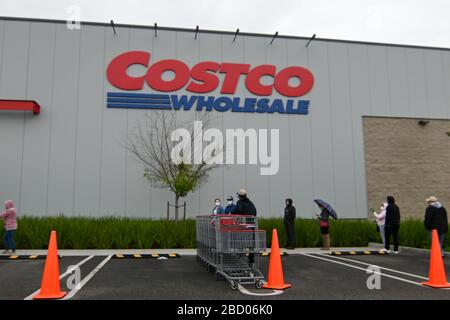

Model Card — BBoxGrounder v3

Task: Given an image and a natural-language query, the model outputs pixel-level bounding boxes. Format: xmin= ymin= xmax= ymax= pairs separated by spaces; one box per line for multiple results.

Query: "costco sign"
xmin=106 ymin=51 xmax=314 ymax=114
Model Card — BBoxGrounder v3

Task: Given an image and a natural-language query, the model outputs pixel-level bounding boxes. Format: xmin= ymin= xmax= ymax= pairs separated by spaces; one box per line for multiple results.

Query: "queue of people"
xmin=2 ymin=189 xmax=447 ymax=254
xmin=210 ymin=190 xmax=339 ymax=251
xmin=211 ymin=189 xmax=256 ymax=216
xmin=372 ymin=195 xmax=448 ymax=256
xmin=212 ymin=190 xmax=449 ymax=255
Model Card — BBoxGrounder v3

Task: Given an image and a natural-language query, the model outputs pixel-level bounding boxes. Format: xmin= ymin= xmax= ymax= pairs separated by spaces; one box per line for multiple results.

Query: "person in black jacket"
xmin=232 ymin=189 xmax=257 ymax=264
xmin=284 ymin=199 xmax=296 ymax=250
xmin=232 ymin=189 xmax=257 ymax=216
xmin=384 ymin=196 xmax=401 ymax=254
xmin=424 ymin=196 xmax=448 ymax=256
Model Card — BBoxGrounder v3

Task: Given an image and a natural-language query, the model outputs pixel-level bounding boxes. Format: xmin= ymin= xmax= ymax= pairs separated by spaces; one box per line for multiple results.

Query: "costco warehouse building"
xmin=0 ymin=16 xmax=449 ymax=219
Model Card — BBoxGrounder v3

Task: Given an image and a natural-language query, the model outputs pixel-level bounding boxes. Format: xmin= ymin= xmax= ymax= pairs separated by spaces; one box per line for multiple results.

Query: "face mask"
xmin=215 ymin=202 xmax=220 ymax=206
xmin=228 ymin=201 xmax=233 ymax=205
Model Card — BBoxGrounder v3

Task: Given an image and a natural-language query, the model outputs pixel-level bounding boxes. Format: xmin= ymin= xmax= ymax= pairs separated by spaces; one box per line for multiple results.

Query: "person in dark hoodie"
xmin=284 ymin=199 xmax=296 ymax=249
xmin=383 ymin=196 xmax=401 ymax=254
xmin=424 ymin=196 xmax=448 ymax=257
xmin=232 ymin=189 xmax=257 ymax=264
xmin=232 ymin=189 xmax=257 ymax=216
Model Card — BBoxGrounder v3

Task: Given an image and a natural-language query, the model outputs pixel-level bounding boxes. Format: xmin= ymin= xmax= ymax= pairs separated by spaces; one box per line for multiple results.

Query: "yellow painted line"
xmin=364 ymin=251 xmax=371 ymax=255
xmin=349 ymin=251 xmax=357 ymax=255
xmin=116 ymin=254 xmax=124 ymax=258
xmin=151 ymin=254 xmax=159 ymax=258
xmin=334 ymin=252 xmax=342 ymax=255
xmin=28 ymin=255 xmax=38 ymax=259
xmin=133 ymin=254 xmax=142 ymax=258
xmin=9 ymin=255 xmax=18 ymax=259
xmin=168 ymin=253 xmax=177 ymax=258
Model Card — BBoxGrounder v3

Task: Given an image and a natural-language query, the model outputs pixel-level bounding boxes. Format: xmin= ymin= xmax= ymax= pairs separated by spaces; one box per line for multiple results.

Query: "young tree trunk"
xmin=166 ymin=201 xmax=170 ymax=220
xmin=175 ymin=195 xmax=179 ymax=222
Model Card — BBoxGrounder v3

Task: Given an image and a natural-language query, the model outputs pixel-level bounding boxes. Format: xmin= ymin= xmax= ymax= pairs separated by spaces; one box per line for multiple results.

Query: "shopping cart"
xmin=196 ymin=214 xmax=266 ymax=290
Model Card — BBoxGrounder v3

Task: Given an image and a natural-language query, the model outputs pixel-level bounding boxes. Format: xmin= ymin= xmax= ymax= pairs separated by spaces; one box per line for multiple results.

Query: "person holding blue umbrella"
xmin=314 ymin=199 xmax=338 ymax=250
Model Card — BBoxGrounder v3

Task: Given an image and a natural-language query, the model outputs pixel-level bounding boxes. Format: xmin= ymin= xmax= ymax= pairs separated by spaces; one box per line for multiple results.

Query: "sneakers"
xmin=380 ymin=249 xmax=399 ymax=254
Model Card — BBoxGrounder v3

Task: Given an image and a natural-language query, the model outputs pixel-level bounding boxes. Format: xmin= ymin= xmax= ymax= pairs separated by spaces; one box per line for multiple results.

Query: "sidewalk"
xmin=369 ymin=242 xmax=448 ymax=256
xmin=0 ymin=246 xmax=378 ymax=257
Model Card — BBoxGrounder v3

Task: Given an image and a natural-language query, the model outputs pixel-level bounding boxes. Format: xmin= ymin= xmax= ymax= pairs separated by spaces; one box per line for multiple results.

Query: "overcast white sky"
xmin=1 ymin=0 xmax=449 ymax=48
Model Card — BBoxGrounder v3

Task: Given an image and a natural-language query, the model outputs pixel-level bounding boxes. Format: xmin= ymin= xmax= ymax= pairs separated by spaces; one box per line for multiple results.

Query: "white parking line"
xmin=63 ymin=255 xmax=112 ymax=300
xmin=24 ymin=255 xmax=95 ymax=300
xmin=299 ymin=253 xmax=423 ymax=287
xmin=316 ymin=253 xmax=428 ymax=280
xmin=238 ymin=283 xmax=283 ymax=296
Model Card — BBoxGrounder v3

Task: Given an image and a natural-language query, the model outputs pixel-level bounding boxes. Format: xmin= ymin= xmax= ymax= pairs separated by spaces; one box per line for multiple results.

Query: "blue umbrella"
xmin=314 ymin=199 xmax=338 ymax=219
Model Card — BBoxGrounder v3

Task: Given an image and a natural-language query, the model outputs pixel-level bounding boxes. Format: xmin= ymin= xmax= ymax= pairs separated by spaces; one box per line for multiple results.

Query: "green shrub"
xmin=0 ymin=216 xmax=443 ymax=250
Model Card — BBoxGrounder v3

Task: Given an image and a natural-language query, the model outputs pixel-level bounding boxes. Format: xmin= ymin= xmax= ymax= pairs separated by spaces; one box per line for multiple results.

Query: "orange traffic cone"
xmin=33 ymin=231 xmax=67 ymax=299
xmin=422 ymin=229 xmax=450 ymax=288
xmin=262 ymin=229 xmax=291 ymax=290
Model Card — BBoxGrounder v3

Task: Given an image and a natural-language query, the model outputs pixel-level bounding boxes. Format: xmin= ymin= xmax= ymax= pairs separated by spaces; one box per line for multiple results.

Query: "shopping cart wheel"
xmin=255 ymin=280 xmax=263 ymax=289
xmin=231 ymin=281 xmax=238 ymax=290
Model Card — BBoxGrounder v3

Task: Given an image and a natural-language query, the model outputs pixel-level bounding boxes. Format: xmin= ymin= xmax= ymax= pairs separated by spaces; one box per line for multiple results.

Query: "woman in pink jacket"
xmin=373 ymin=202 xmax=387 ymax=249
xmin=1 ymin=200 xmax=18 ymax=254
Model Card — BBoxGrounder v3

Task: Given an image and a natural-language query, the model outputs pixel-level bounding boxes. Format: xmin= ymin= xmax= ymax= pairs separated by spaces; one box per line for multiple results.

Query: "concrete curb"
xmin=0 ymin=246 xmax=378 ymax=257
xmin=368 ymin=242 xmax=448 ymax=256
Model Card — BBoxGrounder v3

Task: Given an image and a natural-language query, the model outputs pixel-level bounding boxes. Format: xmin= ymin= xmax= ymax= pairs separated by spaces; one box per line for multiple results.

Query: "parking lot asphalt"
xmin=1 ymin=249 xmax=450 ymax=300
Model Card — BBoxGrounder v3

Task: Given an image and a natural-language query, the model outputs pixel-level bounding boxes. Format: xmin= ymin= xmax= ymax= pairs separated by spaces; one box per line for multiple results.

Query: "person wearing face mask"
xmin=224 ymin=196 xmax=236 ymax=214
xmin=284 ymin=198 xmax=296 ymax=250
xmin=212 ymin=198 xmax=224 ymax=215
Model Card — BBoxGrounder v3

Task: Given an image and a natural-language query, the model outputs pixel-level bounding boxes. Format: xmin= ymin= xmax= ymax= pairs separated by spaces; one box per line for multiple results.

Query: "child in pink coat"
xmin=1 ymin=200 xmax=18 ymax=254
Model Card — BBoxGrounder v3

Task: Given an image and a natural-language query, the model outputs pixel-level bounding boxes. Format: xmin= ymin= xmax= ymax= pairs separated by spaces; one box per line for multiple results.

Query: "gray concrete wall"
xmin=0 ymin=18 xmax=449 ymax=219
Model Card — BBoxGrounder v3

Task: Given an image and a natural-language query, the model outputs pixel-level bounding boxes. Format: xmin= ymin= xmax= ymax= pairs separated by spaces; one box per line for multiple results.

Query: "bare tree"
xmin=126 ymin=111 xmax=222 ymax=221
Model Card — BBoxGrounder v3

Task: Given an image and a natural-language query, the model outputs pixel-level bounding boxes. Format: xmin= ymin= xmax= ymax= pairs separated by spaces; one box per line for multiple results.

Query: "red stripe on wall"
xmin=0 ymin=100 xmax=40 ymax=115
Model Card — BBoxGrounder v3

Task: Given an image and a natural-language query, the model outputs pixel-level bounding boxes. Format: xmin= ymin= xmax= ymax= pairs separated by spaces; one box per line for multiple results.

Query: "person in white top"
xmin=373 ymin=202 xmax=387 ymax=249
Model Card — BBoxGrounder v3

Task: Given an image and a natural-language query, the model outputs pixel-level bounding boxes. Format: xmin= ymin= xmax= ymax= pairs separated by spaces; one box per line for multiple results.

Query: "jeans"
xmin=432 ymin=232 xmax=446 ymax=256
xmin=4 ymin=230 xmax=16 ymax=251
xmin=384 ymin=225 xmax=399 ymax=252
xmin=379 ymin=225 xmax=385 ymax=246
